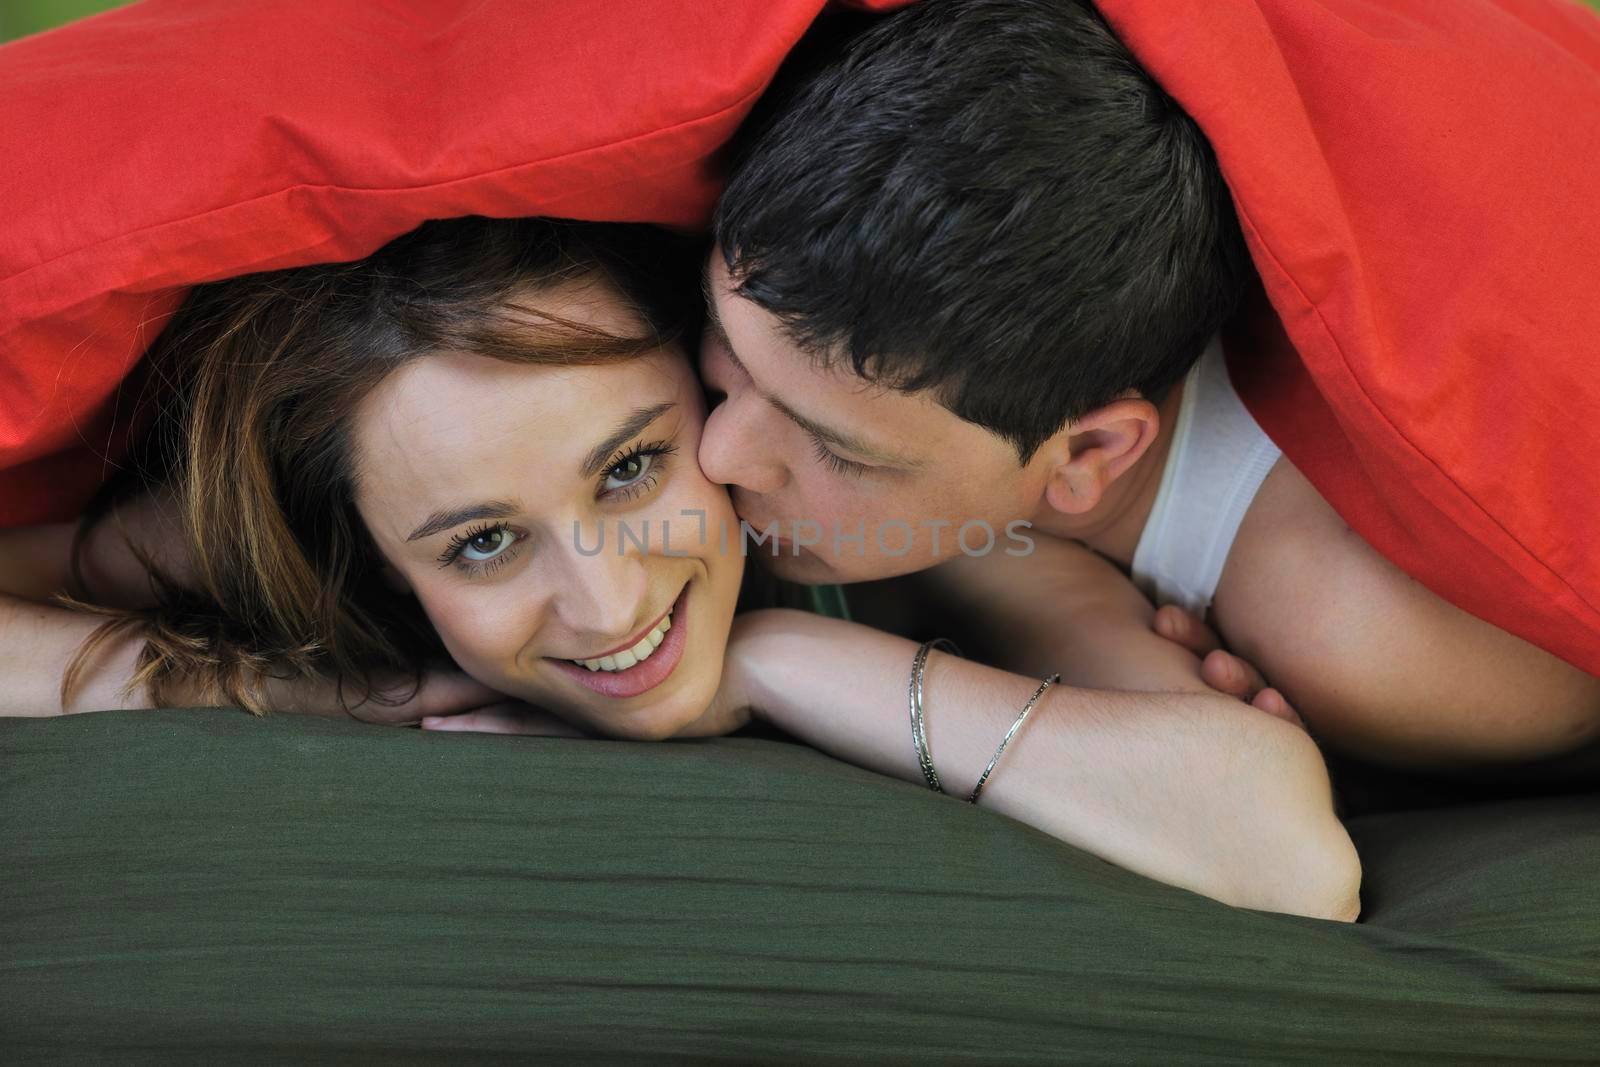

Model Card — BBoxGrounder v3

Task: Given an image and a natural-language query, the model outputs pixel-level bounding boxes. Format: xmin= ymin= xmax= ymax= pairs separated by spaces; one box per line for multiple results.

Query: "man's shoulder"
xmin=1209 ymin=455 xmax=1395 ymax=661
xmin=1209 ymin=457 xmax=1600 ymax=763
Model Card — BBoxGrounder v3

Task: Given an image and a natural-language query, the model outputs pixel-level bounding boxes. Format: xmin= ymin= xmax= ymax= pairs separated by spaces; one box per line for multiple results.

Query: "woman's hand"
xmin=179 ymin=661 xmax=528 ymax=726
xmin=1151 ymin=605 xmax=1304 ymax=728
xmin=308 ymin=669 xmax=518 ymax=727
xmin=417 ymin=700 xmax=593 ymax=737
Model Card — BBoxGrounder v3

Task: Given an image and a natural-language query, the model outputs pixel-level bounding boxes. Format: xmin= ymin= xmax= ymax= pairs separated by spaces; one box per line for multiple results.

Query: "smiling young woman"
xmin=55 ymin=217 xmax=745 ymax=740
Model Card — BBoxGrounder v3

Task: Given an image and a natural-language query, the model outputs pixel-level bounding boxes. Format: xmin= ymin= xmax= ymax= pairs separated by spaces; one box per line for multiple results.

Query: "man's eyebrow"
xmin=406 ymin=500 xmax=521 ymax=544
xmin=701 ymin=269 xmax=733 ymax=352
xmin=724 ymin=338 xmax=920 ymax=468
xmin=580 ymin=401 xmax=677 ymax=478
xmin=704 ymin=265 xmax=920 ymax=469
xmin=770 ymin=393 xmax=919 ymax=469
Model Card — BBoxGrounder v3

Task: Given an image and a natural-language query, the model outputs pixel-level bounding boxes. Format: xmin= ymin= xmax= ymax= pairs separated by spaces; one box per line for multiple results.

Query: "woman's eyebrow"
xmin=580 ymin=401 xmax=676 ymax=477
xmin=402 ymin=403 xmax=676 ymax=545
xmin=406 ymin=500 xmax=520 ymax=544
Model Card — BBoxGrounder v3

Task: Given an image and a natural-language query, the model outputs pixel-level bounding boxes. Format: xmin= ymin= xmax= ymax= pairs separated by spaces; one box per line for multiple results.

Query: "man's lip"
xmin=564 ymin=600 xmax=676 ymax=662
xmin=737 ymin=517 xmax=813 ymax=558
xmin=734 ymin=508 xmax=783 ymax=541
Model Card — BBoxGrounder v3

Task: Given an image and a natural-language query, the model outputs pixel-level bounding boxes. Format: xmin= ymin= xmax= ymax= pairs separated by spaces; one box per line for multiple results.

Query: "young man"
xmin=699 ymin=0 xmax=1600 ymax=772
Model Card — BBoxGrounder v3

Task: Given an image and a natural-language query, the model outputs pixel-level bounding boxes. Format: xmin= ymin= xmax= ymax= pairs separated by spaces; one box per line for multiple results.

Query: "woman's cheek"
xmin=414 ymin=584 xmax=534 ymax=687
xmin=652 ymin=464 xmax=738 ymax=554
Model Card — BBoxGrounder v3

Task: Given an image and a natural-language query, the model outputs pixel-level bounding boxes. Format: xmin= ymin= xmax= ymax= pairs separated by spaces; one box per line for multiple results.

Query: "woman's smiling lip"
xmin=545 ymin=585 xmax=690 ymax=700
xmin=570 ymin=599 xmax=677 ymax=661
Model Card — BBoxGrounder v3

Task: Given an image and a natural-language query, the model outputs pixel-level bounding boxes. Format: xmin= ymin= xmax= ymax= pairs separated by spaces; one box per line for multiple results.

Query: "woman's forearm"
xmin=0 ymin=593 xmax=147 ymax=716
xmin=0 ymin=500 xmax=178 ymax=715
xmin=1 ymin=588 xmax=506 ymax=723
xmin=736 ymin=610 xmax=1360 ymax=921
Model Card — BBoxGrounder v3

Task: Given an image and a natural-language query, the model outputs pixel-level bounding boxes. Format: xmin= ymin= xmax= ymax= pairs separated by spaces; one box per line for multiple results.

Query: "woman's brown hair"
xmin=65 ymin=216 xmax=702 ymax=713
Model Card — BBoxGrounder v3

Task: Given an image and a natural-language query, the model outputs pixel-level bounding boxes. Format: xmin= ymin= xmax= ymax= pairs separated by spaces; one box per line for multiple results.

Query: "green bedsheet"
xmin=3 ymin=709 xmax=1598 ymax=1063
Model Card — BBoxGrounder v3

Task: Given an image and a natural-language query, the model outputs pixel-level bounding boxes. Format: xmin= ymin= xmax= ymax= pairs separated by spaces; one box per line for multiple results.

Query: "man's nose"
xmin=698 ymin=390 xmax=788 ymax=495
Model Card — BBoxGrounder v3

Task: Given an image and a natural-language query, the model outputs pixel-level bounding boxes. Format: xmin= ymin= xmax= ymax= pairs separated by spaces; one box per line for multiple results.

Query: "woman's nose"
xmin=698 ymin=391 xmax=788 ymax=495
xmin=552 ymin=538 xmax=651 ymax=648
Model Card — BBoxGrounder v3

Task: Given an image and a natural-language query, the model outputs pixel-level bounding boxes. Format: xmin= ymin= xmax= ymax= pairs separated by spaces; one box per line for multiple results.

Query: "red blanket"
xmin=1098 ymin=0 xmax=1600 ymax=676
xmin=3 ymin=0 xmax=1597 ymax=674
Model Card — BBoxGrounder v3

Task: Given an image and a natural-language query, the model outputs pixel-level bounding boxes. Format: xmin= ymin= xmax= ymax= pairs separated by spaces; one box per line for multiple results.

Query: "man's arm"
xmin=1216 ymin=458 xmax=1600 ymax=769
xmin=730 ymin=608 xmax=1360 ymax=922
xmin=918 ymin=533 xmax=1294 ymax=708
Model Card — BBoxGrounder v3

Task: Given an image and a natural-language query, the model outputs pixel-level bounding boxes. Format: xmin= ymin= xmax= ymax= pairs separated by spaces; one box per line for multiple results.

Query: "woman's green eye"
xmin=597 ymin=441 xmax=676 ymax=498
xmin=603 ymin=452 xmax=655 ymax=492
xmin=460 ymin=527 xmax=514 ymax=562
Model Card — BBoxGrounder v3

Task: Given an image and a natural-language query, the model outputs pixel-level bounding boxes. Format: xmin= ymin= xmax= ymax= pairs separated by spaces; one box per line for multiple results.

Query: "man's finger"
xmin=1153 ymin=605 xmax=1224 ymax=656
xmin=1252 ymin=687 xmax=1307 ymax=730
xmin=1201 ymin=649 xmax=1268 ymax=700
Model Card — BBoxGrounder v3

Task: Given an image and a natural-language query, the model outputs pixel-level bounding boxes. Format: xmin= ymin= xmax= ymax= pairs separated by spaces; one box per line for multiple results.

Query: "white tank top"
xmin=1129 ymin=337 xmax=1281 ymax=621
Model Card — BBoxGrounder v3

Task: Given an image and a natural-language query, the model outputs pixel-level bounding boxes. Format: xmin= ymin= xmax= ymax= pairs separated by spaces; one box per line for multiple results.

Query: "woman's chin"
xmin=471 ymin=572 xmax=738 ymax=741
xmin=511 ymin=668 xmax=718 ymax=742
xmin=552 ymin=608 xmax=735 ymax=739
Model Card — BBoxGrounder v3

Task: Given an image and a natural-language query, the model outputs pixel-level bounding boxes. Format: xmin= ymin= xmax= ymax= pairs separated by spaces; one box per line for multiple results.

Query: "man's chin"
xmin=748 ymin=544 xmax=922 ymax=585
xmin=746 ymin=544 xmax=838 ymax=584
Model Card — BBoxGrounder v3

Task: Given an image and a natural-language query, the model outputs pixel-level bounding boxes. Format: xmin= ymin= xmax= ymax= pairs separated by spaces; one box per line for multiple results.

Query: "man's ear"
xmin=381 ymin=563 xmax=413 ymax=595
xmin=1040 ymin=395 xmax=1162 ymax=516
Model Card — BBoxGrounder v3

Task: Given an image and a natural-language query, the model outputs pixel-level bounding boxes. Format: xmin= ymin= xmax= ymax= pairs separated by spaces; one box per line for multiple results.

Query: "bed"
xmin=4 ymin=708 xmax=1597 ymax=1062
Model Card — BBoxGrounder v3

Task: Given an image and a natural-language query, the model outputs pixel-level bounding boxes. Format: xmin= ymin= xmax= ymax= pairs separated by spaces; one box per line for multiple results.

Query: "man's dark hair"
xmin=714 ymin=0 xmax=1252 ymax=463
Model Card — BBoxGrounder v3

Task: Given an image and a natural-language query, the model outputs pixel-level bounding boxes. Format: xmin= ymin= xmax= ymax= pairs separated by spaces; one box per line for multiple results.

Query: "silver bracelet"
xmin=908 ymin=638 xmax=961 ymax=793
xmin=967 ymin=673 xmax=1060 ymax=805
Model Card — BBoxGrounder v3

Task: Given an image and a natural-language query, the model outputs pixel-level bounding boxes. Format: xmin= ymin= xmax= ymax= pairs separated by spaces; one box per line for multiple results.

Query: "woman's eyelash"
xmin=431 ymin=439 xmax=677 ymax=575
xmin=436 ymin=521 xmax=518 ymax=574
xmin=601 ymin=439 xmax=678 ymax=501
xmin=437 ymin=525 xmax=485 ymax=566
xmin=809 ymin=434 xmax=871 ymax=478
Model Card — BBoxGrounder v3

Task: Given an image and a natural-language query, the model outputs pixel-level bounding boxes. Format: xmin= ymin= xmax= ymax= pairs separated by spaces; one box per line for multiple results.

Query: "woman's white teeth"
xmin=574 ymin=612 xmax=672 ymax=672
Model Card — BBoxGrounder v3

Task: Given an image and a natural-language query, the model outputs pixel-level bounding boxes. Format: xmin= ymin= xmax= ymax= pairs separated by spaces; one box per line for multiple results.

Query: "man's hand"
xmin=1151 ymin=605 xmax=1304 ymax=728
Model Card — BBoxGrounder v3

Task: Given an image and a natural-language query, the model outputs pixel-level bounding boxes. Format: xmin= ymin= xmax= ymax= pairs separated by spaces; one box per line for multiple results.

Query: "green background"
xmin=3 ymin=0 xmax=1599 ymax=42
xmin=2 ymin=0 xmax=125 ymax=40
